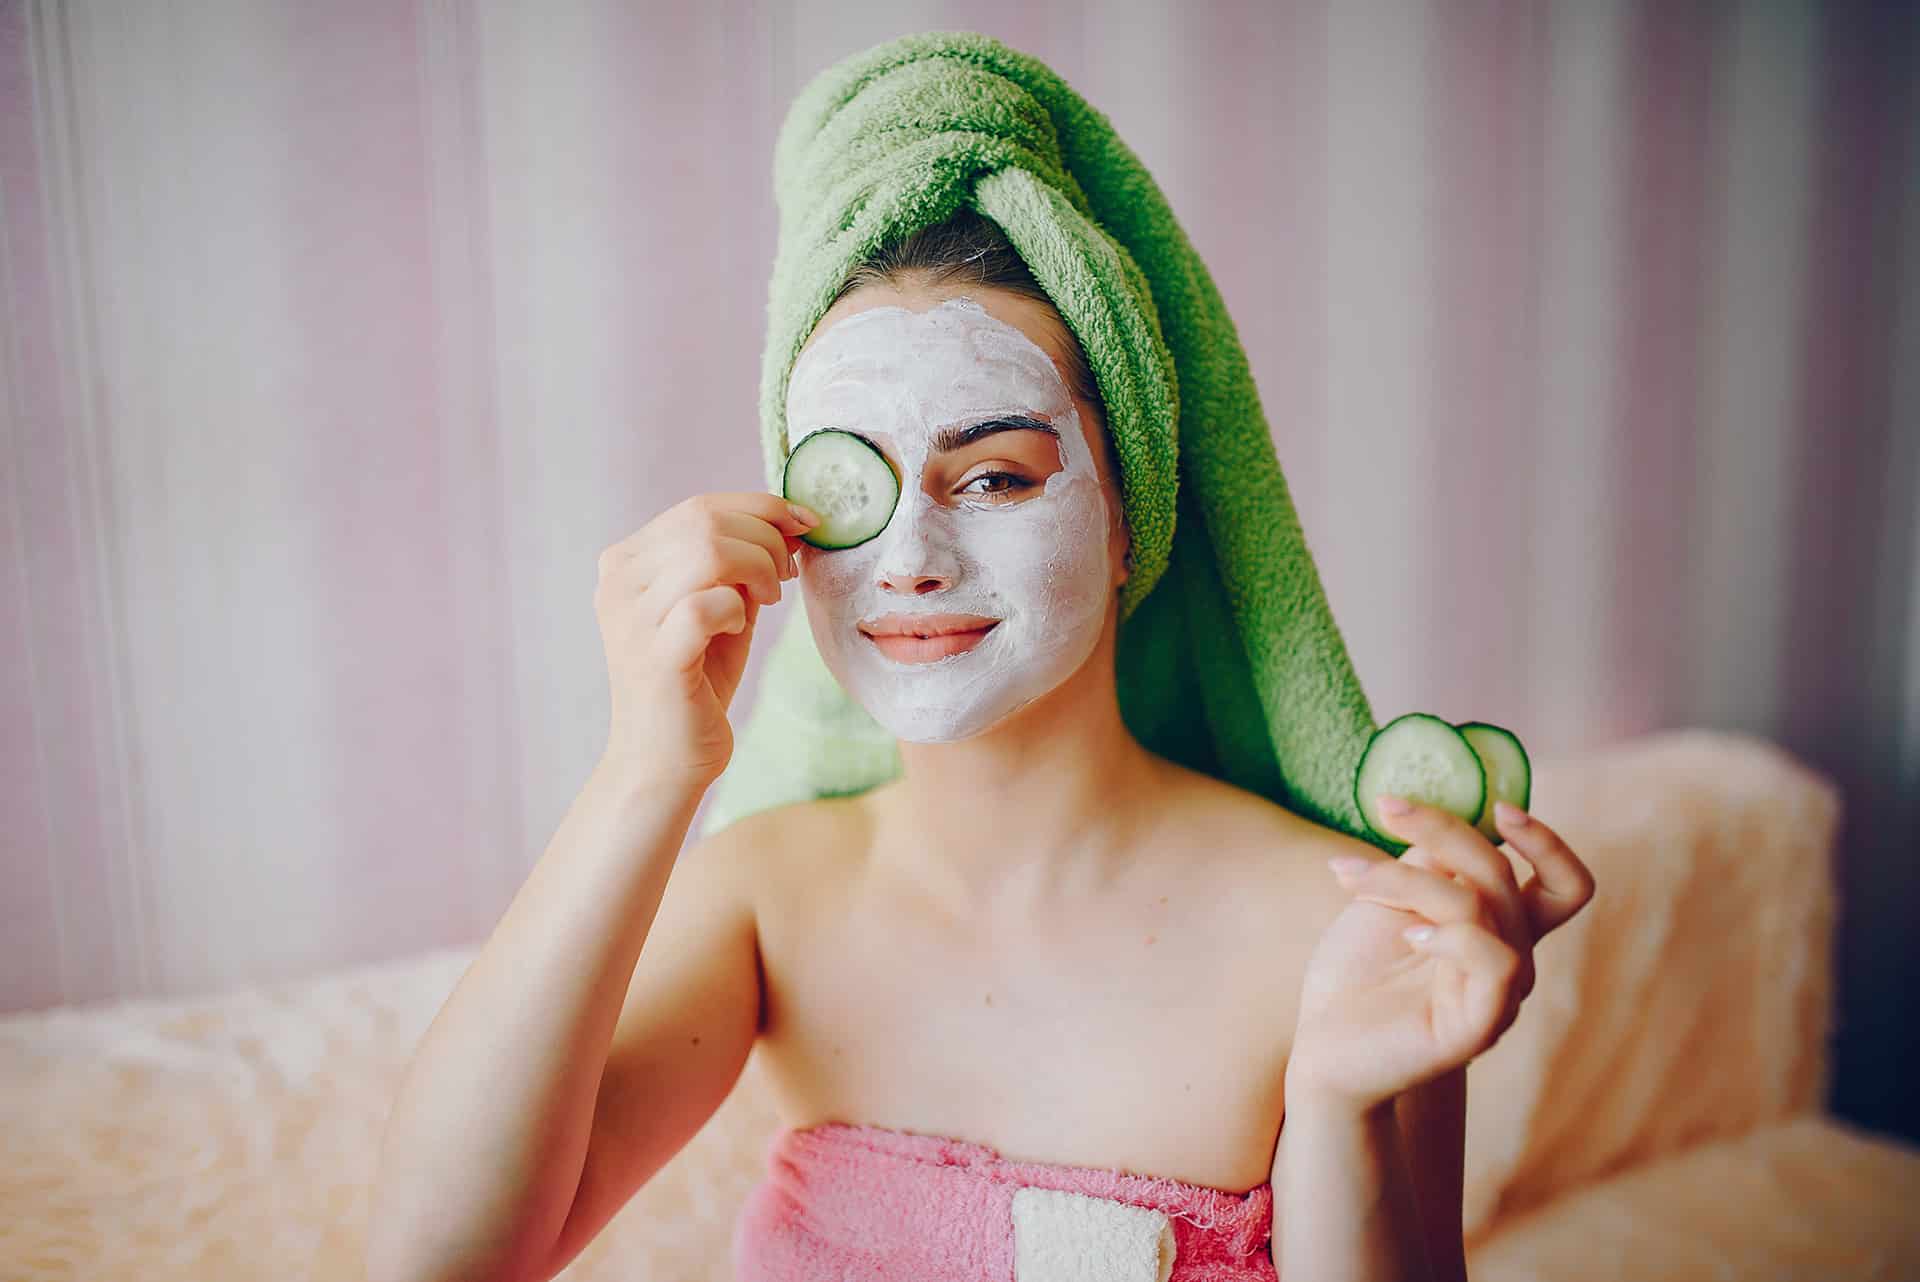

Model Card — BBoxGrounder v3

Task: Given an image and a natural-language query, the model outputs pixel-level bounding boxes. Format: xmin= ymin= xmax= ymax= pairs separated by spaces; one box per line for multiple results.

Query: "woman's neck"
xmin=866 ymin=641 xmax=1173 ymax=919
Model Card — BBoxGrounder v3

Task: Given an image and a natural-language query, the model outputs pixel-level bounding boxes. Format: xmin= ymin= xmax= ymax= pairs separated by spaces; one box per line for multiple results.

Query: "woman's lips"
xmin=860 ymin=614 xmax=998 ymax=667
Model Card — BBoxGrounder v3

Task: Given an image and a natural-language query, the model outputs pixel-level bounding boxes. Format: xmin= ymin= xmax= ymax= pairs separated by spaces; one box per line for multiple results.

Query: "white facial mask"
xmin=786 ymin=295 xmax=1116 ymax=743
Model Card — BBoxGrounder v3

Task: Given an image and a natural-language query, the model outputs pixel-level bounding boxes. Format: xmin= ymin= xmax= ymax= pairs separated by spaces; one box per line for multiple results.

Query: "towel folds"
xmin=731 ymin=1121 xmax=1277 ymax=1281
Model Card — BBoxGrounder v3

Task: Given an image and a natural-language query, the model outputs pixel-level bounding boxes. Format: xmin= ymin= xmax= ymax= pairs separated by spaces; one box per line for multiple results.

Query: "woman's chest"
xmin=750 ymin=853 xmax=1315 ymax=1191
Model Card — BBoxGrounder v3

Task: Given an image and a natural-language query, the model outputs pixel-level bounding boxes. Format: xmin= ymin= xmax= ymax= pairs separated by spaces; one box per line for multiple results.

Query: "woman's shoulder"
xmin=692 ymin=791 xmax=875 ymax=907
xmin=1151 ymin=761 xmax=1380 ymax=935
xmin=1156 ymin=758 xmax=1375 ymax=864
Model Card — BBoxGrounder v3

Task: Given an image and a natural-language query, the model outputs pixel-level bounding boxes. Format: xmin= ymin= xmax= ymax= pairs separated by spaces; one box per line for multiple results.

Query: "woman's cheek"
xmin=1001 ymin=484 xmax=1111 ymax=603
xmin=797 ymin=544 xmax=867 ymax=599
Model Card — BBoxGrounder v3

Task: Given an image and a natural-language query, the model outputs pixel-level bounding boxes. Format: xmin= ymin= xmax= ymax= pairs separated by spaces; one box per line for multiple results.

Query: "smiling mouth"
xmin=863 ymin=622 xmax=999 ymax=663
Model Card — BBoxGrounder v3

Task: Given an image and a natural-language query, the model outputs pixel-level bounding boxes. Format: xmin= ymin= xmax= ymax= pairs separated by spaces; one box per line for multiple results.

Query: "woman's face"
xmin=786 ymin=284 xmax=1130 ymax=743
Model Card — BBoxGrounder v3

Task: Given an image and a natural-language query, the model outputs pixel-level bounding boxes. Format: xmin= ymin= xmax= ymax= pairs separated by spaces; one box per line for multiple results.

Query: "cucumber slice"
xmin=782 ymin=429 xmax=899 ymax=550
xmin=1353 ymin=712 xmax=1487 ymax=853
xmin=1456 ymin=721 xmax=1532 ymax=843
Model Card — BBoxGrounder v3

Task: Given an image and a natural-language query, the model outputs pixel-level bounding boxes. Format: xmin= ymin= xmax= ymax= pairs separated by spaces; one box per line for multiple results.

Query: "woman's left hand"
xmin=1286 ymin=797 xmax=1596 ymax=1115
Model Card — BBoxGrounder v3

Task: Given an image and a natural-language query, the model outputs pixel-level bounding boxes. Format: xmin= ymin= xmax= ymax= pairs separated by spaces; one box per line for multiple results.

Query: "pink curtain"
xmin=2 ymin=0 xmax=1914 ymax=1142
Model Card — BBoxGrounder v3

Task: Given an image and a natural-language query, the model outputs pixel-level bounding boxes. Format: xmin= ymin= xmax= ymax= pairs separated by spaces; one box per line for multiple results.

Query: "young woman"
xmin=367 ymin=209 xmax=1595 ymax=1282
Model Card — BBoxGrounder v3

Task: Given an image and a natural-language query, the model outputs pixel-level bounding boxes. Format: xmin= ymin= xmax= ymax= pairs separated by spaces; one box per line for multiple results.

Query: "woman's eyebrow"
xmin=930 ymin=415 xmax=1059 ymax=455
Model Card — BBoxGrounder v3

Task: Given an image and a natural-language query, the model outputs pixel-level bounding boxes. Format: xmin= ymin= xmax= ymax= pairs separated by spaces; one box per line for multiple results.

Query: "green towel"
xmin=699 ymin=30 xmax=1394 ymax=851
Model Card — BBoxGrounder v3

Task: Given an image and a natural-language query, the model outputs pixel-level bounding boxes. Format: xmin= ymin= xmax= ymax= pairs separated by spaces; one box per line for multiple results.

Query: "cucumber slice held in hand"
xmin=1354 ymin=712 xmax=1488 ymax=853
xmin=782 ymin=429 xmax=900 ymax=550
xmin=1457 ymin=721 xmax=1533 ymax=843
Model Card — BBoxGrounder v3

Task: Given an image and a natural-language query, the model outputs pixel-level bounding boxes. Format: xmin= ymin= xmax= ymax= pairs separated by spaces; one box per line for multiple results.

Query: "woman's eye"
xmin=959 ymin=471 xmax=1032 ymax=500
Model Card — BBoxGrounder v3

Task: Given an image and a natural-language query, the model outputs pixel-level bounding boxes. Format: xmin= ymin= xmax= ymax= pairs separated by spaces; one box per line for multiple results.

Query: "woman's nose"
xmin=876 ymin=568 xmax=949 ymax=595
xmin=873 ymin=496 xmax=958 ymax=595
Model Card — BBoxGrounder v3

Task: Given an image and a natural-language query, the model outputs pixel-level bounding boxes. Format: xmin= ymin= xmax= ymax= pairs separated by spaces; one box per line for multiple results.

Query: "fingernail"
xmin=1403 ymin=924 xmax=1436 ymax=944
xmin=787 ymin=502 xmax=819 ymax=526
xmin=1495 ymin=801 xmax=1527 ymax=828
xmin=1379 ymin=794 xmax=1414 ymax=816
xmin=1328 ymin=855 xmax=1370 ymax=879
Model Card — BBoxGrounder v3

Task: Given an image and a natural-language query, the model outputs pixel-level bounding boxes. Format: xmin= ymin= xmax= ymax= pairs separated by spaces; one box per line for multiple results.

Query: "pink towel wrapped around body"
xmin=732 ymin=1121 xmax=1277 ymax=1281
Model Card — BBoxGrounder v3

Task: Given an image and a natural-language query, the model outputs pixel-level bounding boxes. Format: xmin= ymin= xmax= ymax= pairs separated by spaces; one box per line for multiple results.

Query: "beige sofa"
xmin=5 ymin=729 xmax=1919 ymax=1280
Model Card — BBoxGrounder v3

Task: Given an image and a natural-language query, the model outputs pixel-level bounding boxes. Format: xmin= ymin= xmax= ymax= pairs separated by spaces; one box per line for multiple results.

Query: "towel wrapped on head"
xmin=700 ymin=28 xmax=1404 ymax=849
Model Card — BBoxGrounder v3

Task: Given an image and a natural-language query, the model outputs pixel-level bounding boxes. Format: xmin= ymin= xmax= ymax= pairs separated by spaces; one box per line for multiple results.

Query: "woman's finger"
xmin=656 ymin=584 xmax=751 ymax=678
xmin=1405 ymin=920 xmax=1524 ymax=1049
xmin=1398 ymin=841 xmax=1532 ymax=960
xmin=627 ymin=491 xmax=814 ymax=589
xmin=641 ymin=536 xmax=786 ymax=625
xmin=700 ymin=489 xmax=821 ymax=537
xmin=713 ymin=507 xmax=802 ymax=581
xmin=1491 ymin=805 xmax=1598 ymax=938
xmin=1336 ymin=858 xmax=1488 ymax=930
xmin=1375 ymin=797 xmax=1532 ymax=950
xmin=1402 ymin=836 xmax=1538 ymax=1008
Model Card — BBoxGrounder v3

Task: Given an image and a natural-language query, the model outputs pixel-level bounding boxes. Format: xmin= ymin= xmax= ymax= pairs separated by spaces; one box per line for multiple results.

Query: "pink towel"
xmin=732 ymin=1121 xmax=1277 ymax=1281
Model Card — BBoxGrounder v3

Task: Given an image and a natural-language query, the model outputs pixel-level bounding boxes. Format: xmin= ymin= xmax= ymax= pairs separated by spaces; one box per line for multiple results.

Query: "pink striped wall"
xmin=1 ymin=0 xmax=1915 ymax=1140
xmin=1424 ymin=0 xmax=1548 ymax=726
xmin=1611 ymin=0 xmax=1718 ymax=738
xmin=3 ymin=0 xmax=66 ymax=1006
xmin=2 ymin=0 xmax=154 ymax=1006
xmin=284 ymin=0 xmax=477 ymax=957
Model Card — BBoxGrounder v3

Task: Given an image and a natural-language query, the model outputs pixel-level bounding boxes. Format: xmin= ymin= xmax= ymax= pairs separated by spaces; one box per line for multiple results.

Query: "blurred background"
xmin=2 ymin=0 xmax=1914 ymax=1152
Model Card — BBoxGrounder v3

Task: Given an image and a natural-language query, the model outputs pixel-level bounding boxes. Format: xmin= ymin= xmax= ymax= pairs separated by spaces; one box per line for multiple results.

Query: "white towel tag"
xmin=1010 ymin=1186 xmax=1177 ymax=1282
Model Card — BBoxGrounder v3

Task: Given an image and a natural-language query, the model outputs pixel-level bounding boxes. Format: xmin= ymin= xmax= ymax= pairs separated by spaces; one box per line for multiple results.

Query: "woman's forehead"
xmin=803 ymin=279 xmax=1058 ymax=345
xmin=788 ymin=300 xmax=1074 ymax=416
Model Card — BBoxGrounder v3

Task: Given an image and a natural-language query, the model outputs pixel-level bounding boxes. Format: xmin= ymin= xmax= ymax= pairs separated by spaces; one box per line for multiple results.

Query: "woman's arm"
xmin=1274 ymin=1073 xmax=1435 ymax=1282
xmin=370 ymin=491 xmax=813 ymax=1282
xmin=1280 ymin=795 xmax=1595 ymax=1279
xmin=365 ymin=763 xmax=717 ymax=1282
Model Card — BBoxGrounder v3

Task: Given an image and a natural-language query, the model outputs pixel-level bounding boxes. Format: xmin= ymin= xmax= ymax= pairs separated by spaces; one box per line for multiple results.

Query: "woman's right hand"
xmin=595 ymin=491 xmax=820 ymax=790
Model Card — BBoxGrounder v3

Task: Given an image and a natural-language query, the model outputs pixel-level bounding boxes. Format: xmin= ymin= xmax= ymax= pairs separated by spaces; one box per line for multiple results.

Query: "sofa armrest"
xmin=0 ymin=946 xmax=482 ymax=1280
xmin=1464 ymin=1115 xmax=1920 ymax=1281
xmin=1459 ymin=730 xmax=1844 ymax=1232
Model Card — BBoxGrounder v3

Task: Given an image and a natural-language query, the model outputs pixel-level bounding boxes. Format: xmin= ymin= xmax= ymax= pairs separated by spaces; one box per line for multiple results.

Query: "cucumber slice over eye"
xmin=1353 ymin=712 xmax=1488 ymax=854
xmin=782 ymin=429 xmax=900 ymax=550
xmin=1456 ymin=721 xmax=1533 ymax=843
